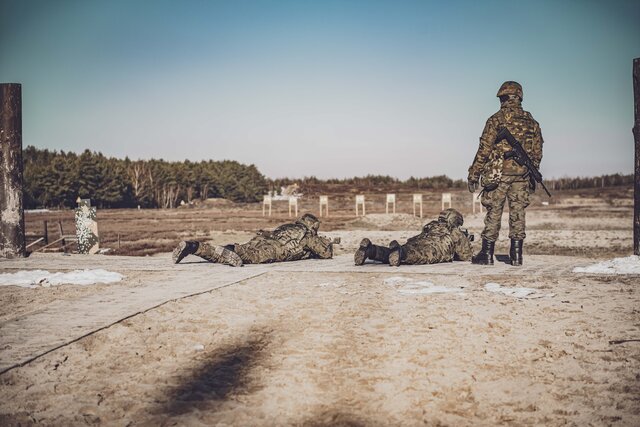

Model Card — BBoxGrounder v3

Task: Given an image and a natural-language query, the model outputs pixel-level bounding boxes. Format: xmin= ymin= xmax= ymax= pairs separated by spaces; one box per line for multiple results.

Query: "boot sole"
xmin=388 ymin=250 xmax=401 ymax=267
xmin=354 ymin=248 xmax=367 ymax=266
xmin=354 ymin=238 xmax=371 ymax=266
xmin=172 ymin=241 xmax=188 ymax=264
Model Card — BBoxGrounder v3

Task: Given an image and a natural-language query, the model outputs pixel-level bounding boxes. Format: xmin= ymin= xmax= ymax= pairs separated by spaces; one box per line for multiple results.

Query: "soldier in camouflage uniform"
xmin=172 ymin=213 xmax=334 ymax=267
xmin=468 ymin=81 xmax=544 ymax=266
xmin=354 ymin=209 xmax=473 ymax=266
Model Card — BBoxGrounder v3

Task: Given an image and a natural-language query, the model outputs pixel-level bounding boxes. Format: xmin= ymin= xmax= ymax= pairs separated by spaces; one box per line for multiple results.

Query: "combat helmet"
xmin=438 ymin=208 xmax=464 ymax=229
xmin=297 ymin=213 xmax=320 ymax=233
xmin=496 ymin=81 xmax=523 ymax=100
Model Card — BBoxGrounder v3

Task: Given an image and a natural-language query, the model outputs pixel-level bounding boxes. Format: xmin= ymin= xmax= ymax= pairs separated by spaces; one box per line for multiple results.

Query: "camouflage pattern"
xmin=439 ymin=208 xmax=463 ymax=229
xmin=468 ymin=97 xmax=543 ymax=186
xmin=402 ymin=220 xmax=472 ymax=264
xmin=193 ymin=214 xmax=333 ymax=264
xmin=355 ymin=210 xmax=472 ymax=265
xmin=480 ymin=176 xmax=530 ymax=241
xmin=468 ymin=84 xmax=544 ymax=243
xmin=496 ymin=81 xmax=523 ymax=99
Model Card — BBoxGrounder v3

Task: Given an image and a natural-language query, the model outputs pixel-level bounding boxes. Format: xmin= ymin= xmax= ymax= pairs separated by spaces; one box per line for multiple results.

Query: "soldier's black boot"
xmin=510 ymin=239 xmax=523 ymax=266
xmin=172 ymin=241 xmax=199 ymax=264
xmin=388 ymin=240 xmax=404 ymax=267
xmin=471 ymin=239 xmax=495 ymax=265
xmin=354 ymin=238 xmax=372 ymax=266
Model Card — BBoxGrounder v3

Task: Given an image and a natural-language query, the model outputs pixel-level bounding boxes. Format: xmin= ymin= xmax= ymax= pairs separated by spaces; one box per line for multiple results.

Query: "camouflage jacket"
xmin=255 ymin=222 xmax=333 ymax=261
xmin=468 ymin=99 xmax=543 ymax=185
xmin=404 ymin=220 xmax=472 ymax=262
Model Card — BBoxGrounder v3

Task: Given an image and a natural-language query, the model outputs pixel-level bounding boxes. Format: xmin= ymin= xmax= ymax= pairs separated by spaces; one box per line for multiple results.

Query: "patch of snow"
xmin=193 ymin=344 xmax=205 ymax=351
xmin=316 ymin=282 xmax=344 ymax=288
xmin=0 ymin=269 xmax=124 ymax=288
xmin=383 ymin=277 xmax=413 ymax=285
xmin=384 ymin=276 xmax=464 ymax=295
xmin=484 ymin=283 xmax=554 ymax=299
xmin=572 ymin=256 xmax=640 ymax=275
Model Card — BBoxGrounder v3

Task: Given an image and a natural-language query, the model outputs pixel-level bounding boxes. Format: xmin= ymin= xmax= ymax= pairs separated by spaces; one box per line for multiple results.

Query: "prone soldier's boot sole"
xmin=388 ymin=249 xmax=402 ymax=267
xmin=354 ymin=238 xmax=371 ymax=266
xmin=172 ymin=241 xmax=193 ymax=264
xmin=214 ymin=246 xmax=243 ymax=267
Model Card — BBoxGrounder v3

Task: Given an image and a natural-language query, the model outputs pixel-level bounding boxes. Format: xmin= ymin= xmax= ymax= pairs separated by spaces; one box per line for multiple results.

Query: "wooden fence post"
xmin=0 ymin=83 xmax=25 ymax=258
xmin=633 ymin=58 xmax=639 ymax=256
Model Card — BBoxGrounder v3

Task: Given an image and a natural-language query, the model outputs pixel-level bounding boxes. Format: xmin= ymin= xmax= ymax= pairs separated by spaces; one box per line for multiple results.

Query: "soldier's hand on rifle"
xmin=467 ymin=179 xmax=479 ymax=193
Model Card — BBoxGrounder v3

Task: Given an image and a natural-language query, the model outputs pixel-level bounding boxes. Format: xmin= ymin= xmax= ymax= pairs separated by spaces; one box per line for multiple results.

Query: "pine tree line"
xmin=23 ymin=147 xmax=268 ymax=208
xmin=545 ymin=174 xmax=635 ymax=191
xmin=23 ymin=146 xmax=634 ymax=209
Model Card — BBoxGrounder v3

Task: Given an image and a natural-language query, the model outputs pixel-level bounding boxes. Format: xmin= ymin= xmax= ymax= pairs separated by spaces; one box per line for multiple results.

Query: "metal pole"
xmin=0 ymin=83 xmax=25 ymax=258
xmin=633 ymin=58 xmax=640 ymax=256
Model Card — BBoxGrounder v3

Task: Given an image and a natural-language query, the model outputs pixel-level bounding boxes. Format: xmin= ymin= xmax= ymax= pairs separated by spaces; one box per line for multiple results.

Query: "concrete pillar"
xmin=633 ymin=58 xmax=640 ymax=255
xmin=0 ymin=83 xmax=25 ymax=258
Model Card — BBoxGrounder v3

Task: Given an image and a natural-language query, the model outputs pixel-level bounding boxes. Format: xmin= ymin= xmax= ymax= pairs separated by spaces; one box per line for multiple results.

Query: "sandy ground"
xmin=2 ymin=190 xmax=638 ymax=426
xmin=0 ymin=263 xmax=638 ymax=426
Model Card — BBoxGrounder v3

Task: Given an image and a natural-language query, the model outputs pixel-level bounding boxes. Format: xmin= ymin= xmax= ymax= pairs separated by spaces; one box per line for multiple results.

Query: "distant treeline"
xmin=268 ymin=175 xmax=467 ymax=195
xmin=23 ymin=146 xmax=634 ymax=209
xmin=545 ymin=174 xmax=635 ymax=191
xmin=24 ymin=147 xmax=268 ymax=208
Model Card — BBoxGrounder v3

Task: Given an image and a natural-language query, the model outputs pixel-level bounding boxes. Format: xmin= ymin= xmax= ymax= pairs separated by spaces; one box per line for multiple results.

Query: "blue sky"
xmin=1 ymin=0 xmax=638 ymax=179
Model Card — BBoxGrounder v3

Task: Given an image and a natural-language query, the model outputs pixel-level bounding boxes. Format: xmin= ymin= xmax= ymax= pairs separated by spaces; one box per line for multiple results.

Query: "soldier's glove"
xmin=467 ymin=179 xmax=479 ymax=193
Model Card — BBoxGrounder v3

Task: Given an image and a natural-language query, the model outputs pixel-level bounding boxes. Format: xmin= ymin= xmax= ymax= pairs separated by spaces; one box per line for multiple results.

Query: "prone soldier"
xmin=354 ymin=209 xmax=473 ymax=266
xmin=172 ymin=213 xmax=336 ymax=266
xmin=467 ymin=81 xmax=544 ymax=266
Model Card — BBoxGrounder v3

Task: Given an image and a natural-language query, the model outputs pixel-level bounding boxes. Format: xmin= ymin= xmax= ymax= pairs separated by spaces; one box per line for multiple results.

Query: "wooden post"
xmin=43 ymin=220 xmax=49 ymax=245
xmin=633 ymin=58 xmax=640 ymax=255
xmin=0 ymin=83 xmax=25 ymax=258
xmin=58 ymin=221 xmax=66 ymax=253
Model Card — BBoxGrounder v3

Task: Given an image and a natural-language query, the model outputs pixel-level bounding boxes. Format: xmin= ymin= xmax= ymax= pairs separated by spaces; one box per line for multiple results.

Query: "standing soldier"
xmin=467 ymin=81 xmax=544 ymax=266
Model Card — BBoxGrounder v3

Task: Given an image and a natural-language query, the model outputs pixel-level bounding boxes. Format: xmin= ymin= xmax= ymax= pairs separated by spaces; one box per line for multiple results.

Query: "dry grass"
xmin=25 ymin=186 xmax=634 ymax=258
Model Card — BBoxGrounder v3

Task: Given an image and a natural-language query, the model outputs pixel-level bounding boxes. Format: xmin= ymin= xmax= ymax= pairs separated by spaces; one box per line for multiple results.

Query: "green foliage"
xmin=23 ymin=147 xmax=268 ymax=208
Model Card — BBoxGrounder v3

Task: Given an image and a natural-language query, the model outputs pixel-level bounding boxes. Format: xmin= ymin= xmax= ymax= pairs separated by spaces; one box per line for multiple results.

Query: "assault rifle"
xmin=495 ymin=127 xmax=552 ymax=197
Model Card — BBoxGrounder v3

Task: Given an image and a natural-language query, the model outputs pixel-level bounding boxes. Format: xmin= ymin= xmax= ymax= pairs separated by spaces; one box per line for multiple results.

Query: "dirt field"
xmin=1 ymin=186 xmax=638 ymax=426
xmin=24 ymin=186 xmax=634 ymax=258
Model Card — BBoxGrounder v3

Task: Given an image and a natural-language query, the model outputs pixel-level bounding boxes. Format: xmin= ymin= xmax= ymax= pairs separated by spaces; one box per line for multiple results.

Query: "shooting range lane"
xmin=0 ymin=255 xmax=270 ymax=373
xmin=0 ymin=253 xmax=614 ymax=374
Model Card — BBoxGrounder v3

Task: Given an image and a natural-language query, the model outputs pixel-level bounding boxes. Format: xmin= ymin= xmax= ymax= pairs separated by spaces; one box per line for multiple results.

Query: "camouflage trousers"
xmin=367 ymin=241 xmax=449 ymax=265
xmin=403 ymin=241 xmax=452 ymax=264
xmin=480 ymin=176 xmax=530 ymax=241
xmin=194 ymin=238 xmax=284 ymax=264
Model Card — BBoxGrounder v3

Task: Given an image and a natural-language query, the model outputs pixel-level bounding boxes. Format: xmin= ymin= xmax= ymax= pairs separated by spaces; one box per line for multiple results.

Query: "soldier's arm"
xmin=468 ymin=117 xmax=499 ymax=181
xmin=305 ymin=236 xmax=333 ymax=259
xmin=530 ymin=120 xmax=544 ymax=168
xmin=451 ymin=229 xmax=473 ymax=261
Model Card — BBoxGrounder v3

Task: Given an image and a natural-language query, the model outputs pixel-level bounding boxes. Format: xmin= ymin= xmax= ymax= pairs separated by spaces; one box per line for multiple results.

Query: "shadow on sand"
xmin=495 ymin=254 xmax=512 ymax=265
xmin=159 ymin=331 xmax=270 ymax=416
